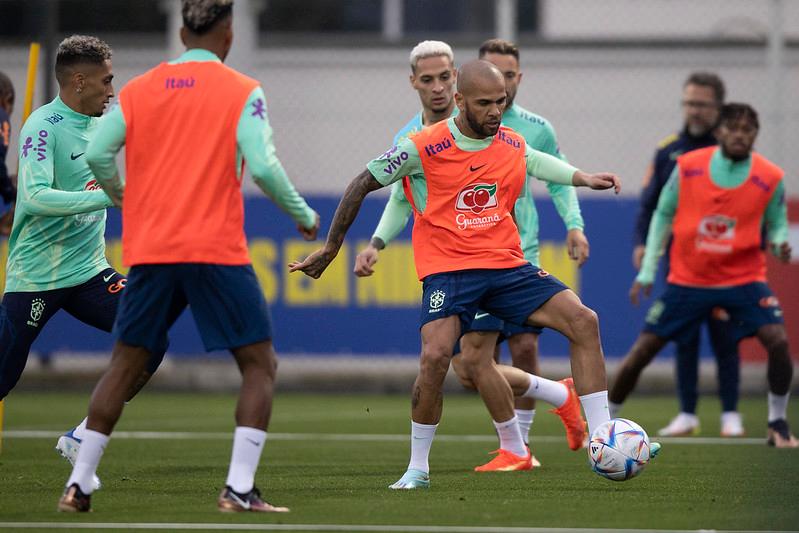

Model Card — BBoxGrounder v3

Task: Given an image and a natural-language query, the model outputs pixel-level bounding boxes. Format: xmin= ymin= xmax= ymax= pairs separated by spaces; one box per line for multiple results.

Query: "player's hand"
xmin=0 ymin=203 xmax=14 ymax=236
xmin=354 ymin=245 xmax=380 ymax=277
xmin=632 ymin=244 xmax=646 ymax=270
xmin=298 ymin=212 xmax=320 ymax=241
xmin=288 ymin=245 xmax=336 ymax=279
xmin=575 ymin=171 xmax=621 ymax=194
xmin=629 ymin=280 xmax=652 ymax=306
xmin=772 ymin=241 xmax=792 ymax=263
xmin=566 ymin=229 xmax=589 ymax=267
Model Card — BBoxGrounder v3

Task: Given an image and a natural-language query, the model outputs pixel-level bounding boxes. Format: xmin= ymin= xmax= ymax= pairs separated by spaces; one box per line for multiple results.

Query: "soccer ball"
xmin=588 ymin=418 xmax=651 ymax=481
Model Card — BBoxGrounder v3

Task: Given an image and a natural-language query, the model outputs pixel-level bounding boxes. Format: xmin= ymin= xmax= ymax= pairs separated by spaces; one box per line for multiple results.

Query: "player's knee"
xmin=568 ymin=305 xmax=599 ymax=340
xmin=763 ymin=333 xmax=790 ymax=360
xmin=419 ymin=346 xmax=451 ymax=380
xmin=451 ymin=357 xmax=476 ymax=389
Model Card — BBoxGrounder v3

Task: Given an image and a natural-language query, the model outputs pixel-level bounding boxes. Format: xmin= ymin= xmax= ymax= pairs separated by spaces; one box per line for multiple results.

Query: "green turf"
xmin=0 ymin=392 xmax=797 ymax=531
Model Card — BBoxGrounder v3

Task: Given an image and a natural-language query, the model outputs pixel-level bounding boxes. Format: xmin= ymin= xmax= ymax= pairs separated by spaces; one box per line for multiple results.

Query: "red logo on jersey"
xmin=759 ymin=296 xmax=780 ymax=308
xmin=455 ymin=183 xmax=498 ymax=214
xmin=84 ymin=179 xmax=102 ymax=191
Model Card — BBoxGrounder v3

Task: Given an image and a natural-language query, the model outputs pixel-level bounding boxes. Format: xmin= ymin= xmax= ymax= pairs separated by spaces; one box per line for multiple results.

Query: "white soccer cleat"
xmin=720 ymin=411 xmax=745 ymax=437
xmin=657 ymin=413 xmax=700 ymax=437
xmin=55 ymin=430 xmax=102 ymax=491
xmin=388 ymin=469 xmax=430 ymax=489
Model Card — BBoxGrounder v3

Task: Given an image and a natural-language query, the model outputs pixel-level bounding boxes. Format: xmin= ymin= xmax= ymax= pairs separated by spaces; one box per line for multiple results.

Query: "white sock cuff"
xmin=579 ymin=390 xmax=608 ymax=402
xmin=235 ymin=426 xmax=267 ymax=441
xmin=492 ymin=416 xmax=518 ymax=430
xmin=411 ymin=421 xmax=438 ymax=433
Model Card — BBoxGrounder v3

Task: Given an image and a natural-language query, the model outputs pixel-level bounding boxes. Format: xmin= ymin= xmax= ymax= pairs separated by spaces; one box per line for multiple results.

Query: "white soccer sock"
xmin=493 ymin=416 xmax=527 ymax=457
xmin=608 ymin=401 xmax=622 ymax=419
xmin=580 ymin=390 xmax=611 ymax=437
xmin=521 ymin=373 xmax=569 ymax=407
xmin=514 ymin=408 xmax=535 ymax=445
xmin=768 ymin=392 xmax=790 ymax=423
xmin=408 ymin=421 xmax=437 ymax=474
xmin=66 ymin=429 xmax=108 ymax=494
xmin=225 ymin=426 xmax=267 ymax=494
xmin=72 ymin=417 xmax=89 ymax=441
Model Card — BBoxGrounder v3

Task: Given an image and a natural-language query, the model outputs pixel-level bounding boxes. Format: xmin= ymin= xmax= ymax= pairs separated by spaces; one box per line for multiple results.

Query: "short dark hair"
xmin=55 ymin=35 xmax=112 ymax=84
xmin=0 ymin=71 xmax=13 ymax=102
xmin=182 ymin=0 xmax=233 ymax=35
xmin=684 ymin=72 xmax=725 ymax=104
xmin=478 ymin=38 xmax=519 ymax=62
xmin=719 ymin=103 xmax=759 ymax=130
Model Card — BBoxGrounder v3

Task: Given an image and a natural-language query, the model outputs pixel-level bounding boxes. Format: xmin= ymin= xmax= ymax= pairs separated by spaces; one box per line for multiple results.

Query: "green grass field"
xmin=0 ymin=391 xmax=797 ymax=532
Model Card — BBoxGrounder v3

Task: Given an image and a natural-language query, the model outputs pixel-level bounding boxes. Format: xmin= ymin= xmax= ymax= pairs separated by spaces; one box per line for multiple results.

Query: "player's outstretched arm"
xmin=86 ymin=103 xmax=127 ymax=207
xmin=571 ymin=171 xmax=621 ymax=194
xmin=290 ymin=168 xmax=383 ymax=279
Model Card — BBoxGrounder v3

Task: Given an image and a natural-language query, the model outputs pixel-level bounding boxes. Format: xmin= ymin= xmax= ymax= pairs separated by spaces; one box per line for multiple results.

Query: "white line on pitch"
xmin=2 ymin=430 xmax=767 ymax=445
xmin=0 ymin=523 xmax=791 ymax=533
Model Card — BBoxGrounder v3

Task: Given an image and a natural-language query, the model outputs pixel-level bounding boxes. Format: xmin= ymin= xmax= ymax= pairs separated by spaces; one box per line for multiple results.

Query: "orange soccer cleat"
xmin=550 ymin=377 xmax=588 ymax=451
xmin=474 ymin=448 xmax=534 ymax=472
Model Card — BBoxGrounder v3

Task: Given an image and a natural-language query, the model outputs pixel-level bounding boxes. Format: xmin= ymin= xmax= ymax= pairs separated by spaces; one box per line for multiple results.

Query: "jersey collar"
xmin=52 ymin=95 xmax=94 ymax=129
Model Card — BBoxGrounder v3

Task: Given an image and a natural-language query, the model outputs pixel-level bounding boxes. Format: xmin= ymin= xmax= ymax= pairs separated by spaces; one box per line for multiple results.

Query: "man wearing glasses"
xmin=620 ymin=72 xmax=743 ymax=438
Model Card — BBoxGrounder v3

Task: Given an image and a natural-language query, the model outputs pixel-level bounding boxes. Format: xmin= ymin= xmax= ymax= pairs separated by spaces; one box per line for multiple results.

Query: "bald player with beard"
xmin=292 ymin=60 xmax=635 ymax=489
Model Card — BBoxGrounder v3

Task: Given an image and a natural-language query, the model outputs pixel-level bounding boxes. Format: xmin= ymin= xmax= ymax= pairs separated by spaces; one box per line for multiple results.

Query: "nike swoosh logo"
xmin=469 ymin=164 xmax=486 ymax=172
xmin=245 ymin=438 xmax=262 ymax=446
xmin=474 ymin=312 xmax=491 ymax=320
xmin=103 ymin=273 xmax=115 ymax=282
xmin=70 ymin=152 xmax=85 ymax=160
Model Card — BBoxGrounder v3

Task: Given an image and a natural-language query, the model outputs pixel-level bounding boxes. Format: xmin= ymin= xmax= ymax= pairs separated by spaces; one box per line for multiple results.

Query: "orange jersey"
xmin=119 ymin=61 xmax=259 ymax=266
xmin=669 ymin=147 xmax=783 ymax=287
xmin=405 ymin=121 xmax=528 ymax=280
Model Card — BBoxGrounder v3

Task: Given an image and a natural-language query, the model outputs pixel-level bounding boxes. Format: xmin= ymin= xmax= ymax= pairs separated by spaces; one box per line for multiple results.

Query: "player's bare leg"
xmin=608 ymin=332 xmax=668 ymax=415
xmin=390 ymin=315 xmax=460 ymax=489
xmin=757 ymin=324 xmax=798 ymax=448
xmin=508 ymin=333 xmax=539 ymax=412
xmin=218 ymin=340 xmax=288 ymax=513
xmin=525 ymin=289 xmax=608 ymax=435
xmin=458 ymin=331 xmax=514 ymax=423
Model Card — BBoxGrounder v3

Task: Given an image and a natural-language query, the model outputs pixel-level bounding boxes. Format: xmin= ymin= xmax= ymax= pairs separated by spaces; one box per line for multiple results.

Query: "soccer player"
xmin=0 ymin=36 xmax=167 ymax=490
xmin=0 ymin=71 xmax=15 ymax=234
xmin=629 ymin=72 xmax=742 ymax=437
xmin=293 ymin=59 xmax=623 ymax=489
xmin=57 ymin=0 xmax=318 ymax=513
xmin=610 ymin=103 xmax=797 ymax=448
xmin=354 ymin=39 xmax=588 ymax=468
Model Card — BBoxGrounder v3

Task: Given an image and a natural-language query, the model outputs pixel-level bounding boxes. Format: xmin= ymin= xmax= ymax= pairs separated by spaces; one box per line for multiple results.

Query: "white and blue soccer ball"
xmin=588 ymin=418 xmax=651 ymax=481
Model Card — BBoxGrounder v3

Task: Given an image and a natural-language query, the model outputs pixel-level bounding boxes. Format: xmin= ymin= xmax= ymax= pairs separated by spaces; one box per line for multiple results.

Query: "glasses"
xmin=681 ymin=100 xmax=718 ymax=110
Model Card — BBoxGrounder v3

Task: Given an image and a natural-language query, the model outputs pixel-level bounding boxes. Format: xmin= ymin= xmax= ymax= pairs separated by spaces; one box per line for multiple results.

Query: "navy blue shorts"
xmin=420 ymin=264 xmax=568 ymax=334
xmin=467 ymin=310 xmax=543 ymax=337
xmin=643 ymin=282 xmax=784 ymax=344
xmin=114 ymin=264 xmax=272 ymax=353
xmin=0 ymin=268 xmax=166 ymax=400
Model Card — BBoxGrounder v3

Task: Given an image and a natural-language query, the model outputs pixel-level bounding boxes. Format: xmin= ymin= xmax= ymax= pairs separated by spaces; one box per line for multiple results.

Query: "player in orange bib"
xmin=291 ymin=60 xmax=630 ymax=488
xmin=610 ymin=103 xmax=797 ymax=448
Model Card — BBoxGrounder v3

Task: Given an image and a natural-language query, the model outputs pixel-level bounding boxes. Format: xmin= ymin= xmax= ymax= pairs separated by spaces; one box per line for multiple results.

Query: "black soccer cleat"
xmin=57 ymin=483 xmax=91 ymax=512
xmin=218 ymin=486 xmax=289 ymax=513
xmin=767 ymin=419 xmax=799 ymax=448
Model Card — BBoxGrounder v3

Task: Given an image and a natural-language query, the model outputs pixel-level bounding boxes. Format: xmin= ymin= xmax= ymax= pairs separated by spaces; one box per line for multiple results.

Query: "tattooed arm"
xmin=289 ymin=169 xmax=383 ymax=278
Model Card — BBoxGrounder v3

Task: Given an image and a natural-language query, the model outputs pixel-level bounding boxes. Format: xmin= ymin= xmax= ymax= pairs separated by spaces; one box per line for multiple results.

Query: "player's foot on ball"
xmin=720 ymin=411 xmax=745 ymax=437
xmin=766 ymin=419 xmax=799 ymax=448
xmin=650 ymin=442 xmax=662 ymax=459
xmin=388 ymin=469 xmax=430 ymax=489
xmin=474 ymin=448 xmax=533 ymax=472
xmin=57 ymin=483 xmax=91 ymax=512
xmin=550 ymin=377 xmax=588 ymax=450
xmin=218 ymin=486 xmax=289 ymax=512
xmin=55 ymin=429 xmax=102 ymax=491
xmin=657 ymin=413 xmax=700 ymax=437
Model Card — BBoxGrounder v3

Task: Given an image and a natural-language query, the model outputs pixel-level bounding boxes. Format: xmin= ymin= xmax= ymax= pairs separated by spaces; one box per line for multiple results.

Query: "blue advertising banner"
xmin=0 ymin=195 xmax=675 ymax=359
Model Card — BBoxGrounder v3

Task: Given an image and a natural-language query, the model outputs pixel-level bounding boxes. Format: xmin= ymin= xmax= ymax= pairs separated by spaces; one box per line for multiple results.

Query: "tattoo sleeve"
xmin=325 ymin=168 xmax=383 ymax=253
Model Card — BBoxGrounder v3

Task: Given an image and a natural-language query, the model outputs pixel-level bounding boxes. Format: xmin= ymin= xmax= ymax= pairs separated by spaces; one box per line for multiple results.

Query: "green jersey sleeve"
xmin=525 ymin=144 xmax=578 ymax=185
xmin=366 ymin=137 xmax=423 ymax=187
xmin=765 ymin=180 xmax=788 ymax=250
xmin=636 ymin=168 xmax=679 ymax=284
xmin=19 ymin=120 xmax=112 ymax=216
xmin=238 ymin=87 xmax=316 ymax=229
xmin=373 ymin=181 xmax=413 ymax=245
xmin=86 ymin=103 xmax=127 ymax=205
